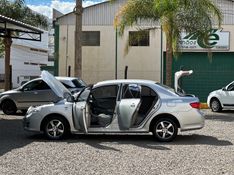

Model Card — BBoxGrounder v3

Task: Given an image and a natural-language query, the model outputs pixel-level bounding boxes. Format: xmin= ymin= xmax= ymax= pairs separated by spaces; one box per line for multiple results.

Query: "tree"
xmin=0 ymin=0 xmax=48 ymax=90
xmin=114 ymin=0 xmax=222 ymax=87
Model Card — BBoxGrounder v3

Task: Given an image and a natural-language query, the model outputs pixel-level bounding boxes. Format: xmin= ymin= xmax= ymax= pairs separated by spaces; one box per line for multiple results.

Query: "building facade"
xmin=0 ymin=31 xmax=51 ymax=88
xmin=55 ymin=0 xmax=234 ymax=101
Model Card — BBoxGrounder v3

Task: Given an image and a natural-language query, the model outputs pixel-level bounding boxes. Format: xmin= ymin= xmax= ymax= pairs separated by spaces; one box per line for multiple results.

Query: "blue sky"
xmin=25 ymin=0 xmax=102 ymax=6
xmin=25 ymin=0 xmax=105 ymax=18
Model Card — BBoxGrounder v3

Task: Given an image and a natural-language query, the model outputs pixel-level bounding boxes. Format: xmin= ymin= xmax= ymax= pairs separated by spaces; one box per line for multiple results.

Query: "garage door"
xmin=164 ymin=52 xmax=234 ymax=102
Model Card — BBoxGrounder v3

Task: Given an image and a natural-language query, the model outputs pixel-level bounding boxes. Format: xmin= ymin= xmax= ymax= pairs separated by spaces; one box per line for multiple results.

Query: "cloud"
xmin=28 ymin=0 xmax=106 ymax=19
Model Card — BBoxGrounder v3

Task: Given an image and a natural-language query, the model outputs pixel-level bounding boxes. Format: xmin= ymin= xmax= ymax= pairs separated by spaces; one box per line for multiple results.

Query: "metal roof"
xmin=0 ymin=14 xmax=43 ymax=33
xmin=0 ymin=14 xmax=44 ymax=41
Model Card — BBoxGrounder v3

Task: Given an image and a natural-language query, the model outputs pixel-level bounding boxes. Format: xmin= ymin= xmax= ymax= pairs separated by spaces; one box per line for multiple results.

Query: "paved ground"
xmin=0 ymin=110 xmax=233 ymax=175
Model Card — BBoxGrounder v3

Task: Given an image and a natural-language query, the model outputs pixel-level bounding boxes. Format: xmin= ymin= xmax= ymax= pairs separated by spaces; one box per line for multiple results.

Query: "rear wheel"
xmin=43 ymin=116 xmax=70 ymax=140
xmin=210 ymin=99 xmax=222 ymax=112
xmin=1 ymin=100 xmax=17 ymax=115
xmin=152 ymin=118 xmax=178 ymax=142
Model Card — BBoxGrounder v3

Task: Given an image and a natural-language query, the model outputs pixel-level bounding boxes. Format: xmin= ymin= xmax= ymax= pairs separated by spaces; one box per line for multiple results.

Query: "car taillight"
xmin=190 ymin=102 xmax=200 ymax=109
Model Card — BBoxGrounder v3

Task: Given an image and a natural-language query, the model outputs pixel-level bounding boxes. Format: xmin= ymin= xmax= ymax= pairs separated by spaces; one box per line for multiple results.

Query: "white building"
xmin=54 ymin=0 xmax=234 ymax=101
xmin=0 ymin=31 xmax=51 ymax=88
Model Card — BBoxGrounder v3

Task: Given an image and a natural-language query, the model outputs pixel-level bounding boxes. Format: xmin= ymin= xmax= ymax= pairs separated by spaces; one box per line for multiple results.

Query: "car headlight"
xmin=27 ymin=106 xmax=40 ymax=115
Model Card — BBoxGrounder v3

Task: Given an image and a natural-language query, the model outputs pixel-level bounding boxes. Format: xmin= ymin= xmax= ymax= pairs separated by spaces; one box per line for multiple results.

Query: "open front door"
xmin=73 ymin=86 xmax=92 ymax=133
xmin=118 ymin=84 xmax=141 ymax=130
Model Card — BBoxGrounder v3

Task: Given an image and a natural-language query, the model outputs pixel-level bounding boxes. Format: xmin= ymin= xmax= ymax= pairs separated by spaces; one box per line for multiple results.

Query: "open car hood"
xmin=41 ymin=71 xmax=71 ymax=99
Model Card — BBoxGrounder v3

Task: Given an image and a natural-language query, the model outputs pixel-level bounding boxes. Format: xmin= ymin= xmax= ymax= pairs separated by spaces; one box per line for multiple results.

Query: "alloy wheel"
xmin=153 ymin=118 xmax=178 ymax=142
xmin=211 ymin=99 xmax=222 ymax=112
xmin=46 ymin=119 xmax=65 ymax=138
xmin=156 ymin=121 xmax=175 ymax=140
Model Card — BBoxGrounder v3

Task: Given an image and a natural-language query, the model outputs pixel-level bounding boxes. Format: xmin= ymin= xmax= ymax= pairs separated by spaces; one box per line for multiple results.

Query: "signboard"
xmin=179 ymin=29 xmax=230 ymax=51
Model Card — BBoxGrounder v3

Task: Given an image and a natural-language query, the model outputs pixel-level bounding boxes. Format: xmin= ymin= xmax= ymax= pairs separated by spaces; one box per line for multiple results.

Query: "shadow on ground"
xmin=0 ymin=117 xmax=233 ymax=155
xmin=205 ymin=110 xmax=234 ymax=122
xmin=0 ymin=118 xmax=33 ymax=156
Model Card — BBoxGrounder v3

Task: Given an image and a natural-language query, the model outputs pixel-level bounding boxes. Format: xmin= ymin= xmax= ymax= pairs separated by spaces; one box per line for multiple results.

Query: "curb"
xmin=200 ymin=103 xmax=209 ymax=109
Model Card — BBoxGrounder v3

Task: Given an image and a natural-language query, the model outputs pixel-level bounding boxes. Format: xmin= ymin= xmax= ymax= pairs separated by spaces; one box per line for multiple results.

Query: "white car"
xmin=207 ymin=81 xmax=234 ymax=112
xmin=23 ymin=71 xmax=205 ymax=142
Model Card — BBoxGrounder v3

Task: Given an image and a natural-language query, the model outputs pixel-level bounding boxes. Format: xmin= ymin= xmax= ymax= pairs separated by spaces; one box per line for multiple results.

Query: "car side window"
xmin=227 ymin=83 xmax=234 ymax=91
xmin=23 ymin=80 xmax=50 ymax=91
xmin=91 ymin=85 xmax=119 ymax=99
xmin=122 ymin=84 xmax=141 ymax=99
xmin=77 ymin=87 xmax=91 ymax=102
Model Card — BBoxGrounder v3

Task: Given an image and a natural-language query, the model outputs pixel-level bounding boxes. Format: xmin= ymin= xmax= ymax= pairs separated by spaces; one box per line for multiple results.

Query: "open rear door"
xmin=118 ymin=84 xmax=141 ymax=130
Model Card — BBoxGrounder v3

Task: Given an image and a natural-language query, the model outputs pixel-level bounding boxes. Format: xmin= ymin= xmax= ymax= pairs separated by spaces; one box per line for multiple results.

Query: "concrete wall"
xmin=58 ymin=25 xmax=162 ymax=84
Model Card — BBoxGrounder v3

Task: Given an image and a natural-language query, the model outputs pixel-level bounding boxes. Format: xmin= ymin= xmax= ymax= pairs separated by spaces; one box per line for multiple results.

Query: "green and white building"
xmin=54 ymin=0 xmax=234 ymax=101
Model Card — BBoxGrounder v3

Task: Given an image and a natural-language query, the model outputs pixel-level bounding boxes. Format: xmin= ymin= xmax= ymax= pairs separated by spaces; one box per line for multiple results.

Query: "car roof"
xmin=55 ymin=77 xmax=79 ymax=80
xmin=30 ymin=77 xmax=78 ymax=81
xmin=94 ymin=79 xmax=156 ymax=87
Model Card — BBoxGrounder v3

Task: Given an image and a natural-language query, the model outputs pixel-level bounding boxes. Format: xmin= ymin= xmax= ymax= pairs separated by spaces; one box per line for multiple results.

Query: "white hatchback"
xmin=207 ymin=81 xmax=234 ymax=112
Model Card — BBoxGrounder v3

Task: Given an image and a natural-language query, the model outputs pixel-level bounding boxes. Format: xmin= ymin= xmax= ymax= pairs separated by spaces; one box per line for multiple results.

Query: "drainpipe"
xmin=160 ymin=25 xmax=163 ymax=84
xmin=115 ymin=28 xmax=118 ymax=79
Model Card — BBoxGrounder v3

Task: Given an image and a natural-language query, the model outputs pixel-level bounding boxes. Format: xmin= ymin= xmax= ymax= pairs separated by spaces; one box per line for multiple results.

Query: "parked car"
xmin=23 ymin=71 xmax=205 ymax=142
xmin=207 ymin=81 xmax=234 ymax=112
xmin=0 ymin=76 xmax=86 ymax=115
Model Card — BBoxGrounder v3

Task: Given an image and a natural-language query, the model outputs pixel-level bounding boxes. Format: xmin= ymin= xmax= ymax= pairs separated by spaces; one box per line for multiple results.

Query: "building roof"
xmin=0 ymin=14 xmax=43 ymax=33
xmin=55 ymin=0 xmax=234 ymax=26
xmin=55 ymin=0 xmax=109 ymax=21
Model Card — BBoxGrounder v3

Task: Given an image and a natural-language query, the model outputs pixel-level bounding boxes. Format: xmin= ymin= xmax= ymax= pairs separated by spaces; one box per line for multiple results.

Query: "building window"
xmin=129 ymin=31 xmax=150 ymax=46
xmin=82 ymin=31 xmax=100 ymax=46
xmin=30 ymin=48 xmax=48 ymax=53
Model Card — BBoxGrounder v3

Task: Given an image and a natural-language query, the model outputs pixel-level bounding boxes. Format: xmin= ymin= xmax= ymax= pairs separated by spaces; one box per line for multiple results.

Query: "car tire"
xmin=152 ymin=118 xmax=178 ymax=142
xmin=21 ymin=110 xmax=27 ymax=115
xmin=43 ymin=116 xmax=70 ymax=140
xmin=1 ymin=100 xmax=17 ymax=115
xmin=210 ymin=99 xmax=222 ymax=112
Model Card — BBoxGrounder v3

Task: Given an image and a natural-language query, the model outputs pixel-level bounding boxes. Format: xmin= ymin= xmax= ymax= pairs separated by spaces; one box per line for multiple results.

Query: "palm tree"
xmin=114 ymin=0 xmax=222 ymax=87
xmin=0 ymin=0 xmax=48 ymax=90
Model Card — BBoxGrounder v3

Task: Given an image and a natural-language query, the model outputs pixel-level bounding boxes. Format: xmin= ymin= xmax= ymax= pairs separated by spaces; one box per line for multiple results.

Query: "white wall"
xmin=58 ymin=25 xmax=162 ymax=84
xmin=0 ymin=32 xmax=50 ymax=88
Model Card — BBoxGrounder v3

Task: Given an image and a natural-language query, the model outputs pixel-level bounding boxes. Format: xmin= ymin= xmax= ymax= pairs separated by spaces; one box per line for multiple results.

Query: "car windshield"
xmin=72 ymin=79 xmax=86 ymax=88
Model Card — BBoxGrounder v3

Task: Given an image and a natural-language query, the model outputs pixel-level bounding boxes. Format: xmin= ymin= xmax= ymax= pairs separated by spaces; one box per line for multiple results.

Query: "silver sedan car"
xmin=0 ymin=76 xmax=86 ymax=115
xmin=23 ymin=71 xmax=205 ymax=142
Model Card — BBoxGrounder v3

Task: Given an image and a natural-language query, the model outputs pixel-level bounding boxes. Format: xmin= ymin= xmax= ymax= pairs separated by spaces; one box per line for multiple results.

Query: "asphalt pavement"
xmin=0 ymin=110 xmax=233 ymax=175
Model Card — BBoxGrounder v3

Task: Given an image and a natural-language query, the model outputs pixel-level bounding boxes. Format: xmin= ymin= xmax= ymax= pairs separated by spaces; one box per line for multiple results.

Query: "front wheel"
xmin=152 ymin=118 xmax=178 ymax=142
xmin=1 ymin=100 xmax=17 ymax=115
xmin=210 ymin=99 xmax=222 ymax=112
xmin=43 ymin=116 xmax=70 ymax=140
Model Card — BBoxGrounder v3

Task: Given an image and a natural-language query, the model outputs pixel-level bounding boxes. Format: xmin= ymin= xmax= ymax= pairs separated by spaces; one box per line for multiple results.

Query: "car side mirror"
xmin=222 ymin=87 xmax=227 ymax=91
xmin=66 ymin=95 xmax=75 ymax=102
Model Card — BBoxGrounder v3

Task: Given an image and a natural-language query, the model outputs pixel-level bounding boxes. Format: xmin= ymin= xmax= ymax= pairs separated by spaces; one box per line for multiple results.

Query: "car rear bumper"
xmin=178 ymin=109 xmax=205 ymax=131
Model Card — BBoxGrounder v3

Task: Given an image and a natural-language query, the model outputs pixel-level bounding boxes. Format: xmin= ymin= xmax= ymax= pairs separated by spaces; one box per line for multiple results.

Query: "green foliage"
xmin=0 ymin=0 xmax=48 ymax=29
xmin=0 ymin=0 xmax=49 ymax=56
xmin=114 ymin=0 xmax=223 ymax=86
xmin=115 ymin=0 xmax=223 ymax=53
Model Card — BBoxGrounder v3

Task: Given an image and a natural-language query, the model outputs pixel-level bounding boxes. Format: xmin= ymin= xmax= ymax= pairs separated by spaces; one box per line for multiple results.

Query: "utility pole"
xmin=74 ymin=0 xmax=82 ymax=77
xmin=3 ymin=31 xmax=12 ymax=90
